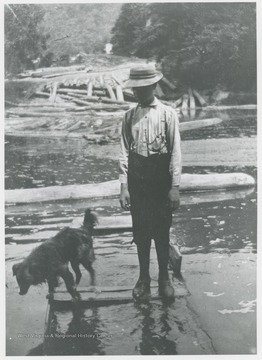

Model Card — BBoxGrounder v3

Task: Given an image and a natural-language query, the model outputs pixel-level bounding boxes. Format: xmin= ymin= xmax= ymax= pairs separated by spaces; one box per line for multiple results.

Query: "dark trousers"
xmin=128 ymin=152 xmax=172 ymax=279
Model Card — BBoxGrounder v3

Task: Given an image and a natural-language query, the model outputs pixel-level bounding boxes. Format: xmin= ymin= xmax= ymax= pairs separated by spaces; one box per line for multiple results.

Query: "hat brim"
xmin=124 ymin=72 xmax=163 ymax=88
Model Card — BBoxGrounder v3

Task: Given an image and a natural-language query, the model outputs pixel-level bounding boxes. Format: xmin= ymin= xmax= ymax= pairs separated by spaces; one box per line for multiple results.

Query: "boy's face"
xmin=132 ymin=84 xmax=156 ymax=105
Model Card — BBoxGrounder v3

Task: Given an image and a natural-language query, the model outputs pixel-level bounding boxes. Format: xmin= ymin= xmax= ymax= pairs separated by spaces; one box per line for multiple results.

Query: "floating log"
xmin=188 ymin=88 xmax=196 ymax=110
xmin=161 ymin=77 xmax=176 ymax=91
xmin=93 ymin=90 xmax=106 ymax=96
xmin=99 ymin=74 xmax=105 ymax=88
xmin=57 ymin=94 xmax=130 ymax=110
xmin=5 ymin=110 xmax=62 ymax=118
xmin=42 ymin=71 xmax=88 ymax=79
xmin=20 ymin=65 xmax=86 ymax=78
xmin=105 ymin=84 xmax=116 ymax=101
xmin=5 ymin=173 xmax=255 ymax=204
xmin=9 ymin=106 xmax=67 ymax=113
xmin=35 ymin=91 xmax=51 ymax=98
xmin=66 ymin=120 xmax=86 ymax=131
xmin=52 ymin=119 xmax=71 ymax=130
xmin=180 ymin=118 xmax=222 ymax=131
xmin=116 ymin=85 xmax=124 ymax=102
xmin=87 ymin=81 xmax=93 ymax=97
xmin=192 ymin=89 xmax=207 ymax=107
xmin=173 ymin=96 xmax=183 ymax=108
xmin=204 ymin=104 xmax=257 ymax=110
xmin=4 ymin=187 xmax=255 ymax=224
xmin=111 ymin=74 xmax=125 ymax=88
xmin=57 ymin=88 xmax=88 ymax=95
xmin=154 ymin=83 xmax=165 ymax=98
xmin=49 ymin=82 xmax=58 ymax=103
xmin=5 ymin=101 xmax=75 ymax=108
xmin=181 ymin=94 xmax=189 ymax=110
xmin=65 ymin=92 xmax=127 ymax=106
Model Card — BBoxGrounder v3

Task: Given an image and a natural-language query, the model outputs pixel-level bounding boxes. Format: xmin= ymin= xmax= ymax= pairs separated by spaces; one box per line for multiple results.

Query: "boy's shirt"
xmin=119 ymin=97 xmax=181 ymax=187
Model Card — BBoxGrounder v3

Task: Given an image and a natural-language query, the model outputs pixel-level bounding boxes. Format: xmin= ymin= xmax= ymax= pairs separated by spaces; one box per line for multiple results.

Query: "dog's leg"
xmin=81 ymin=260 xmax=95 ymax=286
xmin=46 ymin=273 xmax=59 ymax=299
xmin=57 ymin=266 xmax=81 ymax=301
xmin=70 ymin=260 xmax=82 ymax=285
xmin=47 ymin=277 xmax=55 ymax=300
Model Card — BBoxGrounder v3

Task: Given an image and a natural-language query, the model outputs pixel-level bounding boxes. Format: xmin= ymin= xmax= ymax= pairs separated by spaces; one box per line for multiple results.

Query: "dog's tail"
xmin=83 ymin=208 xmax=98 ymax=232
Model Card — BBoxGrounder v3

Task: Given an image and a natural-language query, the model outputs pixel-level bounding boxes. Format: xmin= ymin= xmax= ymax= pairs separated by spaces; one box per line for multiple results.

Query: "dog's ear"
xmin=12 ymin=263 xmax=21 ymax=276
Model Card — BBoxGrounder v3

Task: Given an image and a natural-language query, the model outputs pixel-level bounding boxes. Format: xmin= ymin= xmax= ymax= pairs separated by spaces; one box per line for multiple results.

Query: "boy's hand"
xmin=120 ymin=183 xmax=131 ymax=211
xmin=168 ymin=187 xmax=180 ymax=210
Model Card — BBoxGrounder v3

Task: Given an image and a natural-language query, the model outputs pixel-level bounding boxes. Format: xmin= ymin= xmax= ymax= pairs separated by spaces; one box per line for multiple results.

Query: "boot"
xmin=132 ymin=277 xmax=151 ymax=301
xmin=158 ymin=278 xmax=175 ymax=301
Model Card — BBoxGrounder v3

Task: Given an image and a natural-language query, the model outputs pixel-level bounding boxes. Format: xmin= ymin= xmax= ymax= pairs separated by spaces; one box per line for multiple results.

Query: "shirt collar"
xmin=138 ymin=97 xmax=159 ymax=108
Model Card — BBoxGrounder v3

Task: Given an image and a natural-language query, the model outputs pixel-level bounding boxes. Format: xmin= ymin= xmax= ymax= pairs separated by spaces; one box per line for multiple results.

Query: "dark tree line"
xmin=4 ymin=3 xmax=121 ymax=75
xmin=4 ymin=4 xmax=48 ymax=74
xmin=5 ymin=3 xmax=256 ymax=92
xmin=111 ymin=3 xmax=256 ymax=91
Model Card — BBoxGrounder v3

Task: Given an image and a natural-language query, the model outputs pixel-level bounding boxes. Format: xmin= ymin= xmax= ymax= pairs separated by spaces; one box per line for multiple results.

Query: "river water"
xmin=5 ymin=108 xmax=257 ymax=355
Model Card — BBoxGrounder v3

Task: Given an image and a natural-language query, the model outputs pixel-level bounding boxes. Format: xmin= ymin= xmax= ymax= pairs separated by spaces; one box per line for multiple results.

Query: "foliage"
xmin=5 ymin=3 xmax=122 ymax=74
xmin=111 ymin=3 xmax=256 ymax=91
xmin=39 ymin=4 xmax=122 ymax=63
xmin=110 ymin=3 xmax=150 ymax=57
xmin=4 ymin=4 xmax=48 ymax=75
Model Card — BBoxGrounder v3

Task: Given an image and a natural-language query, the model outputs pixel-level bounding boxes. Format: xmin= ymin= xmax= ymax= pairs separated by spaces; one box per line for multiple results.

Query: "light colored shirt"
xmin=119 ymin=97 xmax=182 ymax=187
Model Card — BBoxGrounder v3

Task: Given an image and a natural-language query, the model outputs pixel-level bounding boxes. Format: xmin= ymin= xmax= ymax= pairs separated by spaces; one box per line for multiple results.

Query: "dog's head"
xmin=83 ymin=209 xmax=98 ymax=230
xmin=12 ymin=262 xmax=35 ymax=295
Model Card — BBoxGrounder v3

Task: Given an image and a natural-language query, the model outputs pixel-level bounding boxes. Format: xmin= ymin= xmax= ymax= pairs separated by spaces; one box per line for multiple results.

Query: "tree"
xmin=39 ymin=4 xmax=122 ymax=60
xmin=111 ymin=3 xmax=256 ymax=91
xmin=111 ymin=3 xmax=149 ymax=56
xmin=4 ymin=4 xmax=48 ymax=75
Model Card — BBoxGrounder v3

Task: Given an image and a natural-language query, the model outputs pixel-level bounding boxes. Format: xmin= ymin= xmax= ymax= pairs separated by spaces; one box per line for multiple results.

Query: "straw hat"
xmin=124 ymin=64 xmax=163 ymax=88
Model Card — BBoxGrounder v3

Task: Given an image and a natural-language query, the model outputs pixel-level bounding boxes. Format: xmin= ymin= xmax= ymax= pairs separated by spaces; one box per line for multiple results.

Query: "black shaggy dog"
xmin=12 ymin=209 xmax=97 ymax=301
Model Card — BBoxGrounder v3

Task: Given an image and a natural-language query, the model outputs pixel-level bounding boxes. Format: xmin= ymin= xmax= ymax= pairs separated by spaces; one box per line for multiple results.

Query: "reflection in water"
xmin=46 ymin=306 xmax=105 ymax=355
xmin=136 ymin=302 xmax=177 ymax=355
xmin=44 ymin=301 xmax=182 ymax=355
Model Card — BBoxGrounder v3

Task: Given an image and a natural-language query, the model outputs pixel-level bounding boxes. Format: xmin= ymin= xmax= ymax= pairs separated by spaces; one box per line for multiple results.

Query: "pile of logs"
xmin=5 ymin=61 xmax=211 ymax=141
xmin=173 ymin=88 xmax=207 ymax=110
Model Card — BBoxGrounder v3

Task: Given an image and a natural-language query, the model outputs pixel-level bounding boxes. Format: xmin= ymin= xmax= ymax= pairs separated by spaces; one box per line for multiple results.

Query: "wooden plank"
xmin=51 ymin=284 xmax=189 ymax=309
